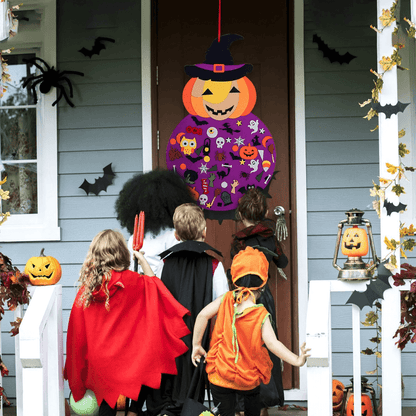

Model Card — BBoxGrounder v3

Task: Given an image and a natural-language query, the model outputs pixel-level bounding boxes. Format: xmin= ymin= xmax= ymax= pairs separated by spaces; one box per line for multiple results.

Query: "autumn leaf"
xmin=10 ymin=317 xmax=22 ymax=337
xmin=379 ymin=8 xmax=396 ymax=27
xmin=364 ymin=108 xmax=378 ymax=121
xmin=386 ymin=163 xmax=398 ymax=175
xmin=398 ymin=129 xmax=406 ymax=138
xmin=392 ymin=184 xmax=405 ymax=196
xmin=361 ymin=347 xmax=375 ymax=355
xmin=370 ymin=125 xmax=379 ymax=132
xmin=399 ymin=142 xmax=409 ymax=157
xmin=359 ymin=98 xmax=372 ymax=107
xmin=379 ymin=56 xmax=396 ymax=71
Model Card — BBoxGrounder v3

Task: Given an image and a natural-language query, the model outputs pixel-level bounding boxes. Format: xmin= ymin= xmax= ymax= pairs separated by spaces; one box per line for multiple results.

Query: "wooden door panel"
xmin=154 ymin=0 xmax=296 ymax=388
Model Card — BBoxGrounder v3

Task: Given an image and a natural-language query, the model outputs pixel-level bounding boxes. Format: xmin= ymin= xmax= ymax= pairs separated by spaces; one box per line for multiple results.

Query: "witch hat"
xmin=185 ymin=33 xmax=253 ymax=81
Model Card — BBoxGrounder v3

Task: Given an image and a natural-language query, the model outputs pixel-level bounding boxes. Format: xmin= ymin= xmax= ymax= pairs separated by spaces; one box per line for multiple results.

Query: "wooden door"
xmin=152 ymin=0 xmax=298 ymax=389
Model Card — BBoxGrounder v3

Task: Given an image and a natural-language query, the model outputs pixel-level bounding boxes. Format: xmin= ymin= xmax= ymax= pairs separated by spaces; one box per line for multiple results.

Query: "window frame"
xmin=0 ymin=0 xmax=60 ymax=242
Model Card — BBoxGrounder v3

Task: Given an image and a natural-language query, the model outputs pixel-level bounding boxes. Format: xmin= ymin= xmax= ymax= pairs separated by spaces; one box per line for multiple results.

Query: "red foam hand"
xmin=133 ymin=211 xmax=145 ymax=251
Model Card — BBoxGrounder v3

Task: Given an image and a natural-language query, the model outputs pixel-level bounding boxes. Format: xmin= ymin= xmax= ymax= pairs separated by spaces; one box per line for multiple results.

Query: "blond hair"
xmin=77 ymin=229 xmax=130 ymax=311
xmin=173 ymin=203 xmax=206 ymax=241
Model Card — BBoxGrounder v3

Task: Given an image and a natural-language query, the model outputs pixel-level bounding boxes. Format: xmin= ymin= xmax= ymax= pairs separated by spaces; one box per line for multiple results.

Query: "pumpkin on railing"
xmin=24 ymin=248 xmax=62 ymax=286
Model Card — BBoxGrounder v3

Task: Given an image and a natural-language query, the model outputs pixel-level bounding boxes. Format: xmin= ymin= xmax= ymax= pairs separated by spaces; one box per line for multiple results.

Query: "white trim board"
xmin=140 ymin=0 xmax=309 ymax=400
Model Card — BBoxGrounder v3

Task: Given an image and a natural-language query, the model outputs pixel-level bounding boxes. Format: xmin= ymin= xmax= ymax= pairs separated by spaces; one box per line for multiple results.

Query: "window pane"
xmin=0 ymin=108 xmax=37 ymax=161
xmin=1 ymin=163 xmax=37 ymax=214
xmin=1 ymin=53 xmax=36 ymax=106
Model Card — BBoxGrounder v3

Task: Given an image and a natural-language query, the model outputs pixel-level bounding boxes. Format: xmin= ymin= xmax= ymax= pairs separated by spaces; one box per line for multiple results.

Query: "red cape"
xmin=64 ymin=270 xmax=190 ymax=408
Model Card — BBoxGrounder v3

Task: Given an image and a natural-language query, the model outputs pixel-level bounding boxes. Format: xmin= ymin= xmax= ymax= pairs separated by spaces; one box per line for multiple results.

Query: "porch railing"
xmin=14 ymin=285 xmax=65 ymax=416
xmin=306 ymin=279 xmax=405 ymax=416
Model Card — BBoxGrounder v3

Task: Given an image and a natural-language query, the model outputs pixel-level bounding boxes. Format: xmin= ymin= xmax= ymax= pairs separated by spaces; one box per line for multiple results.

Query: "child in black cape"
xmin=148 ymin=203 xmax=229 ymax=416
xmin=230 ymin=188 xmax=288 ymax=412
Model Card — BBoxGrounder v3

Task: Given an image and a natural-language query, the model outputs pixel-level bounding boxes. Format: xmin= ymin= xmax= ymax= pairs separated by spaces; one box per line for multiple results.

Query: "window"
xmin=0 ymin=2 xmax=59 ymax=241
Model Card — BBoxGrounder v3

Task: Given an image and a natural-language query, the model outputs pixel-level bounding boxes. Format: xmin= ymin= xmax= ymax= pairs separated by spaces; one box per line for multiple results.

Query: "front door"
xmin=152 ymin=0 xmax=298 ymax=389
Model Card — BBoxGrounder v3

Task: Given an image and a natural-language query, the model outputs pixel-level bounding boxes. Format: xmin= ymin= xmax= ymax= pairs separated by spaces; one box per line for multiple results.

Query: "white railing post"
xmin=19 ymin=285 xmax=64 ymax=416
xmin=306 ymin=280 xmax=331 ymax=416
xmin=14 ymin=304 xmax=25 ymax=416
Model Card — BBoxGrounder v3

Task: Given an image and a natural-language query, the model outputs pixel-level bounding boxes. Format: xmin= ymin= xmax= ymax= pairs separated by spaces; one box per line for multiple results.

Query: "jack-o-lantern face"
xmin=332 ymin=380 xmax=345 ymax=412
xmin=346 ymin=394 xmax=373 ymax=416
xmin=341 ymin=226 xmax=369 ymax=257
xmin=183 ymin=76 xmax=257 ymax=120
xmin=239 ymin=143 xmax=258 ymax=160
xmin=24 ymin=248 xmax=62 ymax=286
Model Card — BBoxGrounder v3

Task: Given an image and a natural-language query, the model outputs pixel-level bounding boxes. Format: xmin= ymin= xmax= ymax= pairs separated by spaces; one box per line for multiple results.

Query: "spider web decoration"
xmin=22 ymin=57 xmax=84 ymax=107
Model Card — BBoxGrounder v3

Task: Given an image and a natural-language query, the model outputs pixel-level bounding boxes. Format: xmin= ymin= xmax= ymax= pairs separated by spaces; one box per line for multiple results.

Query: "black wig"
xmin=115 ymin=169 xmax=194 ymax=236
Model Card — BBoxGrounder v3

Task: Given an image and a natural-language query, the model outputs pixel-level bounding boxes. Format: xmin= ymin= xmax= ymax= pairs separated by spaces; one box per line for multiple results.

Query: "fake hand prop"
xmin=133 ymin=211 xmax=145 ymax=251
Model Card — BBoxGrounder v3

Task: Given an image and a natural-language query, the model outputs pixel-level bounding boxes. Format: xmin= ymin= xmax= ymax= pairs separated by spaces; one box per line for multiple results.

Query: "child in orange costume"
xmin=192 ymin=247 xmax=310 ymax=416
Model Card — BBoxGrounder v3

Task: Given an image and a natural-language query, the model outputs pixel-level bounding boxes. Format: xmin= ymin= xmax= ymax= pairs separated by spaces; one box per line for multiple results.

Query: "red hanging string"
xmin=218 ymin=0 xmax=221 ymax=42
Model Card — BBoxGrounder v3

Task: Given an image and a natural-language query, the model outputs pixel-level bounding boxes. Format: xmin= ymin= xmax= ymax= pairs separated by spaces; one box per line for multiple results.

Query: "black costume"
xmin=230 ymin=219 xmax=288 ymax=408
xmin=147 ymin=241 xmax=223 ymax=416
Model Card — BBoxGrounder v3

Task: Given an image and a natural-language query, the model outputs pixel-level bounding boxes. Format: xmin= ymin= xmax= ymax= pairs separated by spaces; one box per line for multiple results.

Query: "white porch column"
xmin=377 ymin=1 xmax=401 ymax=415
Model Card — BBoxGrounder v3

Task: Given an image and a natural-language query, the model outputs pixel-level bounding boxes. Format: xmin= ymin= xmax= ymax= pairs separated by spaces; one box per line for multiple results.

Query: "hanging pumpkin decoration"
xmin=332 ymin=379 xmax=345 ymax=412
xmin=166 ymin=34 xmax=277 ymax=221
xmin=24 ymin=248 xmax=62 ymax=286
xmin=341 ymin=225 xmax=369 ymax=258
xmin=346 ymin=393 xmax=373 ymax=416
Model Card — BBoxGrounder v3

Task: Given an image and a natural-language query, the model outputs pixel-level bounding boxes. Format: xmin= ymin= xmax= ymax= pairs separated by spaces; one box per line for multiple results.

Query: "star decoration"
xmin=236 ymin=120 xmax=242 ymax=126
xmin=260 ymin=128 xmax=265 ymax=134
xmin=226 ymin=137 xmax=232 ymax=143
xmin=234 ymin=136 xmax=245 ymax=146
xmin=240 ymin=159 xmax=245 ymax=165
xmin=199 ymin=163 xmax=208 ymax=174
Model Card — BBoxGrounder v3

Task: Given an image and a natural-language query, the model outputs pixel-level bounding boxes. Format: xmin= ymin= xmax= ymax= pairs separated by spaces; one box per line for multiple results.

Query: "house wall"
xmin=0 ymin=0 xmax=143 ymax=400
xmin=304 ymin=0 xmax=416 ymax=406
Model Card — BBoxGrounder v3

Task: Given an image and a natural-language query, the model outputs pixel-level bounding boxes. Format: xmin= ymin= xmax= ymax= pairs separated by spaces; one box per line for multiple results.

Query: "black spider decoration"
xmin=22 ymin=57 xmax=84 ymax=107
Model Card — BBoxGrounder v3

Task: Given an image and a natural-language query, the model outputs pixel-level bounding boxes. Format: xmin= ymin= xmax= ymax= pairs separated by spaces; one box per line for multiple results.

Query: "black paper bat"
xmin=346 ymin=261 xmax=392 ymax=309
xmin=191 ymin=116 xmax=208 ymax=126
xmin=371 ymin=101 xmax=410 ymax=119
xmin=383 ymin=198 xmax=407 ymax=216
xmin=79 ymin=164 xmax=116 ymax=195
xmin=221 ymin=122 xmax=240 ymax=134
xmin=312 ymin=34 xmax=356 ymax=64
xmin=79 ymin=37 xmax=116 ymax=58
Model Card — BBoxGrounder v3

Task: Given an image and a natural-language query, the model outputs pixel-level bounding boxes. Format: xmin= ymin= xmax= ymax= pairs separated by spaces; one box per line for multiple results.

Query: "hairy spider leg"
xmin=59 ymin=70 xmax=84 ymax=77
xmin=24 ymin=57 xmax=51 ymax=72
xmin=53 ymin=84 xmax=74 ymax=107
xmin=22 ymin=73 xmax=45 ymax=89
xmin=23 ymin=77 xmax=45 ymax=104
xmin=60 ymin=76 xmax=75 ymax=98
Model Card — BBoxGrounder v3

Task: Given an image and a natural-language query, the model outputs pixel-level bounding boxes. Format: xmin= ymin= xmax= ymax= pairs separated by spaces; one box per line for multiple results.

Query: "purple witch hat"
xmin=185 ymin=33 xmax=253 ymax=81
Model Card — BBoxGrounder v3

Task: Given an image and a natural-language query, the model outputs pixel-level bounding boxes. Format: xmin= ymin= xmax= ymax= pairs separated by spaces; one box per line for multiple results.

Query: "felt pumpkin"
xmin=332 ymin=379 xmax=345 ymax=411
xmin=239 ymin=143 xmax=259 ymax=160
xmin=24 ymin=248 xmax=62 ymax=286
xmin=341 ymin=225 xmax=369 ymax=257
xmin=346 ymin=393 xmax=373 ymax=416
xmin=182 ymin=76 xmax=257 ymax=120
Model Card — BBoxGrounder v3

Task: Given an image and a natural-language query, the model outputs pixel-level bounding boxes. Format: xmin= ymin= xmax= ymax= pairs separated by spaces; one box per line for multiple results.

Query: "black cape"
xmin=147 ymin=241 xmax=222 ymax=416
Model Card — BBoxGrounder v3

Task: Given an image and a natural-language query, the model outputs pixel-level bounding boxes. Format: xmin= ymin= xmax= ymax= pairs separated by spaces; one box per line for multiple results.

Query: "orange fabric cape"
xmin=64 ymin=270 xmax=190 ymax=408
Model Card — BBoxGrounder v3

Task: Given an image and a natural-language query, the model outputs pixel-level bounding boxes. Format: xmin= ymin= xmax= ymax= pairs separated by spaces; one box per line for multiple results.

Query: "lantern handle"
xmin=363 ymin=219 xmax=380 ymax=272
xmin=332 ymin=219 xmax=348 ymax=271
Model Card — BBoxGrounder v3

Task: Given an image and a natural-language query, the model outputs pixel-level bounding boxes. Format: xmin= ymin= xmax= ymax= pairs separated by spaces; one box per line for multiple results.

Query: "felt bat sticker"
xmin=346 ymin=261 xmax=392 ymax=309
xmin=191 ymin=116 xmax=209 ymax=126
xmin=79 ymin=164 xmax=116 ymax=195
xmin=312 ymin=34 xmax=356 ymax=64
xmin=383 ymin=198 xmax=407 ymax=216
xmin=371 ymin=101 xmax=410 ymax=119
xmin=79 ymin=37 xmax=116 ymax=58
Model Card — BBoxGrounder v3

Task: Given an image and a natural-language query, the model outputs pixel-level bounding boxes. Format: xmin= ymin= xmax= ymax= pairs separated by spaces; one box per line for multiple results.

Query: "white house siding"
xmin=305 ymin=0 xmax=416 ymax=406
xmin=0 ymin=0 xmax=143 ymax=400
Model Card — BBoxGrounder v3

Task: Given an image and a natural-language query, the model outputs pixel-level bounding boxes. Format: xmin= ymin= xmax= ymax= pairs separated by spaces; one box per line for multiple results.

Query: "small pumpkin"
xmin=332 ymin=379 xmax=345 ymax=411
xmin=346 ymin=393 xmax=373 ymax=416
xmin=182 ymin=76 xmax=257 ymax=120
xmin=341 ymin=225 xmax=369 ymax=258
xmin=24 ymin=248 xmax=62 ymax=286
xmin=239 ymin=143 xmax=259 ymax=160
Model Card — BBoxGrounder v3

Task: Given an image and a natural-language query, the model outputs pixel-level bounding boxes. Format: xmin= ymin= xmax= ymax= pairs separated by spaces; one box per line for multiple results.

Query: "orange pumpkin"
xmin=346 ymin=393 xmax=373 ymax=416
xmin=182 ymin=76 xmax=257 ymax=120
xmin=24 ymin=248 xmax=62 ymax=286
xmin=332 ymin=379 xmax=345 ymax=411
xmin=239 ymin=143 xmax=259 ymax=160
xmin=341 ymin=226 xmax=369 ymax=258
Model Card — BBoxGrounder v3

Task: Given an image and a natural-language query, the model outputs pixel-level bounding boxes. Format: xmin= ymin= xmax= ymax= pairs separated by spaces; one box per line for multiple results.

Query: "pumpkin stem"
xmin=40 ymin=248 xmax=45 ymax=257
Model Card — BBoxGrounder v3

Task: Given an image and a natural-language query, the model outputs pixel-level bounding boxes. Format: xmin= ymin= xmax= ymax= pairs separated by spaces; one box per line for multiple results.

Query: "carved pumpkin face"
xmin=182 ymin=76 xmax=257 ymax=120
xmin=239 ymin=143 xmax=258 ymax=160
xmin=24 ymin=248 xmax=62 ymax=286
xmin=332 ymin=380 xmax=345 ymax=411
xmin=341 ymin=226 xmax=369 ymax=257
xmin=346 ymin=394 xmax=373 ymax=416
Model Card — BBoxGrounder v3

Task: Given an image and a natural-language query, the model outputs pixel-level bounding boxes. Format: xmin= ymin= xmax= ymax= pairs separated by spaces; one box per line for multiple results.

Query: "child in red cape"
xmin=192 ymin=247 xmax=310 ymax=416
xmin=64 ymin=229 xmax=190 ymax=416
